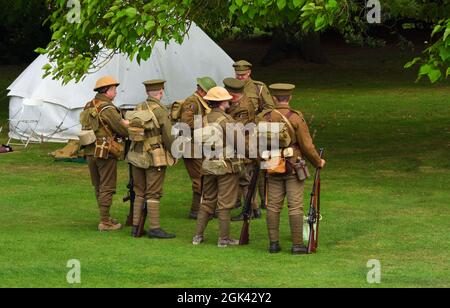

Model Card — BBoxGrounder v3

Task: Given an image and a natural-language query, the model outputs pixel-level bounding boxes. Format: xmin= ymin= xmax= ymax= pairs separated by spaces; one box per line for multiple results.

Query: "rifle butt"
xmin=239 ymin=221 xmax=250 ymax=245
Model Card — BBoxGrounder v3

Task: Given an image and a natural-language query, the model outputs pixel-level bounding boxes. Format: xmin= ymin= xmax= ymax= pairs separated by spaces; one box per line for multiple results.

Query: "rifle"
xmin=307 ymin=149 xmax=324 ymax=254
xmin=123 ymin=162 xmax=135 ymax=227
xmin=136 ymin=201 xmax=148 ymax=237
xmin=239 ymin=161 xmax=260 ymax=245
xmin=123 ymin=137 xmax=135 ymax=227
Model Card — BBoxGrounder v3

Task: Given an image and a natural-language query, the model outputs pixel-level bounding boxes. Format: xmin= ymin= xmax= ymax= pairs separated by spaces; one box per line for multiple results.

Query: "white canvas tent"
xmin=6 ymin=23 xmax=235 ymax=143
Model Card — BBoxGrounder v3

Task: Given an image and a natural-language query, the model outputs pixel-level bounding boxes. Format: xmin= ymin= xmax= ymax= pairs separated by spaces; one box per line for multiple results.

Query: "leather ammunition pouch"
xmin=109 ymin=139 xmax=125 ymax=160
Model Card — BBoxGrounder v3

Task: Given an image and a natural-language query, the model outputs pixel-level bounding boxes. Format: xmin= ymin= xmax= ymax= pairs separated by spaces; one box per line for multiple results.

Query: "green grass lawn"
xmin=0 ymin=46 xmax=449 ymax=288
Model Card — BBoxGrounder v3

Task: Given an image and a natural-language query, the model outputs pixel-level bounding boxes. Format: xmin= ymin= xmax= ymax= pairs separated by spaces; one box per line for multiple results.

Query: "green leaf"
xmin=125 ymin=7 xmax=137 ymax=19
xmin=439 ymin=46 xmax=450 ymax=62
xmin=277 ymin=0 xmax=287 ymax=10
xmin=404 ymin=57 xmax=421 ymax=69
xmin=431 ymin=25 xmax=443 ymax=37
xmin=103 ymin=12 xmax=115 ymax=19
xmin=444 ymin=28 xmax=450 ymax=41
xmin=326 ymin=0 xmax=338 ymax=10
xmin=315 ymin=15 xmax=326 ymax=31
xmin=145 ymin=20 xmax=156 ymax=31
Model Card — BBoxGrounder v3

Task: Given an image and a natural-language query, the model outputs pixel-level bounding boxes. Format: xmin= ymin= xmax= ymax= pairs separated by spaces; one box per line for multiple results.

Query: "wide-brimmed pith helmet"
xmin=94 ymin=76 xmax=120 ymax=91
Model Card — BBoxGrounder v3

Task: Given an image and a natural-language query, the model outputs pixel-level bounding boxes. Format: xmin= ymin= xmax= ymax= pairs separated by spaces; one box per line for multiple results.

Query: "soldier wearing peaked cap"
xmin=222 ymin=78 xmax=261 ymax=221
xmin=234 ymin=60 xmax=275 ymax=214
xmin=179 ymin=77 xmax=217 ymax=220
xmin=127 ymin=79 xmax=176 ymax=239
xmin=260 ymin=83 xmax=326 ymax=255
xmin=79 ymin=76 xmax=129 ymax=232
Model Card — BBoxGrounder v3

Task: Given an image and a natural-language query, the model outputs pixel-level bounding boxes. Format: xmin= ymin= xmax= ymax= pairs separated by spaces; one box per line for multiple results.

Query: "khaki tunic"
xmin=227 ymin=95 xmax=256 ymax=125
xmin=81 ymin=94 xmax=128 ymax=212
xmin=130 ymin=97 xmax=174 ymax=201
xmin=264 ymin=104 xmax=321 ymax=214
xmin=199 ymin=108 xmax=244 ymax=214
xmin=180 ymin=93 xmax=210 ymax=195
xmin=244 ymin=78 xmax=275 ymax=115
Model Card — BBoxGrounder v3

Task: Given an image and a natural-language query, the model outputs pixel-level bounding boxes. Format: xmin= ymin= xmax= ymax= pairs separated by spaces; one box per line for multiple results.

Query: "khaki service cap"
xmin=269 ymin=83 xmax=296 ymax=97
xmin=223 ymin=78 xmax=245 ymax=93
xmin=94 ymin=76 xmax=120 ymax=91
xmin=143 ymin=79 xmax=166 ymax=91
xmin=233 ymin=60 xmax=253 ymax=73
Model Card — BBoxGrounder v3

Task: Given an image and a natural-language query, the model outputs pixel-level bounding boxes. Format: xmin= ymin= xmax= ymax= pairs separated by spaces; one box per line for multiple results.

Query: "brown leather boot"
xmin=98 ymin=220 xmax=122 ymax=232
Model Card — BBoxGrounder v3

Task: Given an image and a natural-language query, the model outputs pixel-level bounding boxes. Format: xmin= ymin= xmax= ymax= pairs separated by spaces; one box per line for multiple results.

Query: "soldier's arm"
xmin=101 ymin=108 xmax=129 ymax=138
xmin=294 ymin=113 xmax=322 ymax=168
xmin=155 ymin=107 xmax=175 ymax=150
xmin=260 ymin=84 xmax=275 ymax=113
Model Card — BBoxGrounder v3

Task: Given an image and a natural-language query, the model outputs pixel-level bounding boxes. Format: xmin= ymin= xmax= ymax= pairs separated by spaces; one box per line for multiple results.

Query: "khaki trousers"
xmin=183 ymin=158 xmax=203 ymax=194
xmin=200 ymin=173 xmax=240 ymax=215
xmin=266 ymin=174 xmax=305 ymax=244
xmin=132 ymin=166 xmax=167 ymax=230
xmin=87 ymin=156 xmax=117 ymax=222
xmin=196 ymin=173 xmax=240 ymax=240
xmin=132 ymin=166 xmax=166 ymax=201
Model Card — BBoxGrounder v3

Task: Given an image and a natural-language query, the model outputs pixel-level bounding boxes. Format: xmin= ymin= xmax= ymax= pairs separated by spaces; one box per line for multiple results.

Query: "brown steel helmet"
xmin=203 ymin=86 xmax=233 ymax=102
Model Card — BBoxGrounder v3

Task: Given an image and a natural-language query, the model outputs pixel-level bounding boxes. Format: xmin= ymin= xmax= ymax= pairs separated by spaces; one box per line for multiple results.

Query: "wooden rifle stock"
xmin=307 ymin=149 xmax=324 ymax=254
xmin=239 ymin=162 xmax=260 ymax=245
xmin=136 ymin=201 xmax=148 ymax=237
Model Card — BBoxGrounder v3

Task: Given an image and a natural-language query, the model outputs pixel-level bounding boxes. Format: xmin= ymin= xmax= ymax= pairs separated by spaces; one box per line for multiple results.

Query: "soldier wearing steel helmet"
xmin=179 ymin=77 xmax=217 ymax=219
xmin=80 ymin=76 xmax=129 ymax=232
xmin=262 ymin=83 xmax=326 ymax=255
xmin=192 ymin=86 xmax=247 ymax=248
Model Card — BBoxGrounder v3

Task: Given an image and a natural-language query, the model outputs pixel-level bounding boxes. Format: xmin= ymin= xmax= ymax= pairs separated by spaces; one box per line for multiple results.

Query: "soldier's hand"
xmin=319 ymin=159 xmax=326 ymax=169
xmin=122 ymin=120 xmax=130 ymax=126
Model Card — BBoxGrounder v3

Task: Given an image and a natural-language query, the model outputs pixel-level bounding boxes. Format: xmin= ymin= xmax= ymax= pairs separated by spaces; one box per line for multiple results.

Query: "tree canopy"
xmin=38 ymin=0 xmax=450 ymax=84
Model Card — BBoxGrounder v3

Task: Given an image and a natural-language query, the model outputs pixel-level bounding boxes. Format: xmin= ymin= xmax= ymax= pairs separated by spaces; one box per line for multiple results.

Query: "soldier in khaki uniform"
xmin=128 ymin=80 xmax=176 ymax=239
xmin=222 ymin=78 xmax=261 ymax=220
xmin=234 ymin=60 xmax=276 ymax=211
xmin=262 ymin=84 xmax=326 ymax=254
xmin=192 ymin=87 xmax=246 ymax=248
xmin=180 ymin=77 xmax=217 ymax=219
xmin=80 ymin=76 xmax=129 ymax=232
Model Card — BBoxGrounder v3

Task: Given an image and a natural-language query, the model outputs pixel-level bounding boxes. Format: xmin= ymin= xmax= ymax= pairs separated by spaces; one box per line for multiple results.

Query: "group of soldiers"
xmin=80 ymin=60 xmax=326 ymax=254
